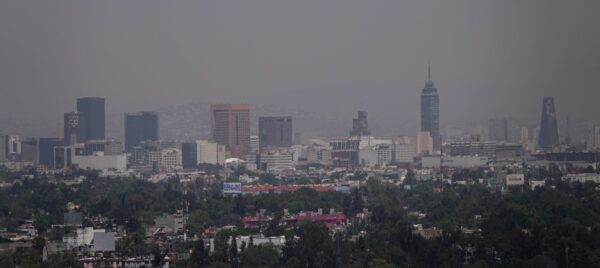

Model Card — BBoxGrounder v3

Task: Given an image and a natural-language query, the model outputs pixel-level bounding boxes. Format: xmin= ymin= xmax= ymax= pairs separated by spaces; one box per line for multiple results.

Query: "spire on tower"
xmin=428 ymin=61 xmax=431 ymax=81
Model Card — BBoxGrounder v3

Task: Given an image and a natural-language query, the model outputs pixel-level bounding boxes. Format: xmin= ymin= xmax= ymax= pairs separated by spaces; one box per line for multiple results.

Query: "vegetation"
xmin=2 ymin=167 xmax=600 ymax=267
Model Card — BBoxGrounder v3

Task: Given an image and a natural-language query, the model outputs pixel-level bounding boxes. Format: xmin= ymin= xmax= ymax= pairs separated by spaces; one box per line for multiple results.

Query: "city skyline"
xmin=1 ymin=2 xmax=599 ymax=266
xmin=1 ymin=1 xmax=599 ymax=134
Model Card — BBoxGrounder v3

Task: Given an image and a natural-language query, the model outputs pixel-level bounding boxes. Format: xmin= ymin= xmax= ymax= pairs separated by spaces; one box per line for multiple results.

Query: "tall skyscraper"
xmin=210 ymin=104 xmax=251 ymax=158
xmin=350 ymin=111 xmax=371 ymax=137
xmin=125 ymin=112 xmax=159 ymax=152
xmin=421 ymin=64 xmax=440 ymax=150
xmin=64 ymin=112 xmax=86 ymax=145
xmin=259 ymin=116 xmax=293 ymax=152
xmin=538 ymin=97 xmax=560 ymax=149
xmin=77 ymin=97 xmax=105 ymax=140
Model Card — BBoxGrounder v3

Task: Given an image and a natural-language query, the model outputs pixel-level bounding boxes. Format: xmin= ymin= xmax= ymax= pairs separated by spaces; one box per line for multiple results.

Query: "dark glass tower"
xmin=64 ymin=112 xmax=86 ymax=145
xmin=77 ymin=97 xmax=105 ymax=140
xmin=125 ymin=112 xmax=159 ymax=152
xmin=259 ymin=116 xmax=293 ymax=152
xmin=421 ymin=64 xmax=440 ymax=150
xmin=182 ymin=142 xmax=198 ymax=169
xmin=38 ymin=138 xmax=64 ymax=168
xmin=538 ymin=97 xmax=559 ymax=149
xmin=350 ymin=111 xmax=371 ymax=137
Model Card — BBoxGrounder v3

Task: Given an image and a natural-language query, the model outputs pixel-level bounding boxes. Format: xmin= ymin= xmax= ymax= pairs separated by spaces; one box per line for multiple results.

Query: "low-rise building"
xmin=562 ymin=173 xmax=600 ymax=183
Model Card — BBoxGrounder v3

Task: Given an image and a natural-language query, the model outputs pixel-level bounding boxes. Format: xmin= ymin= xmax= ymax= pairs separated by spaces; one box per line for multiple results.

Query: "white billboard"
xmin=506 ymin=174 xmax=525 ymax=186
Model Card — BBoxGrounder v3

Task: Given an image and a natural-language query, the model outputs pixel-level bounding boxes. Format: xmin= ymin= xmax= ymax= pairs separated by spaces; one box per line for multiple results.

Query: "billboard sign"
xmin=223 ymin=182 xmax=242 ymax=194
xmin=506 ymin=174 xmax=525 ymax=186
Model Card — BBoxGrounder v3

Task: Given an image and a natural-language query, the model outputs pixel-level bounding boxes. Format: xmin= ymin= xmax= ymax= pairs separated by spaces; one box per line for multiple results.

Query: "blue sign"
xmin=223 ymin=182 xmax=242 ymax=194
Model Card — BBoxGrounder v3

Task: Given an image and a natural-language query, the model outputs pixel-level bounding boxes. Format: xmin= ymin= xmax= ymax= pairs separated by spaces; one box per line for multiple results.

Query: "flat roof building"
xmin=210 ymin=104 xmax=251 ymax=158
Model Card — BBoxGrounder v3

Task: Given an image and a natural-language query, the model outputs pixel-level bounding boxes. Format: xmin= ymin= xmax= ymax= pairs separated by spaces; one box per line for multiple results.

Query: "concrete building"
xmin=306 ymin=146 xmax=332 ymax=165
xmin=359 ymin=144 xmax=393 ymax=167
xmin=394 ymin=143 xmax=415 ymax=163
xmin=562 ymin=173 xmax=600 ymax=183
xmin=72 ymin=152 xmax=127 ymax=173
xmin=196 ymin=140 xmax=225 ymax=165
xmin=249 ymin=135 xmax=260 ymax=155
xmin=421 ymin=156 xmax=489 ymax=169
xmin=258 ymin=151 xmax=295 ymax=173
xmin=416 ymin=131 xmax=433 ymax=155
xmin=1 ymin=134 xmax=22 ymax=161
xmin=20 ymin=138 xmax=37 ymax=164
xmin=80 ymin=140 xmax=122 ymax=156
xmin=125 ymin=112 xmax=159 ymax=152
xmin=77 ymin=97 xmax=105 ymax=141
xmin=447 ymin=141 xmax=496 ymax=158
xmin=259 ymin=116 xmax=292 ymax=152
xmin=210 ymin=104 xmax=251 ymax=158
xmin=330 ymin=137 xmax=360 ymax=167
xmin=64 ymin=112 xmax=86 ymax=146
xmin=350 ymin=111 xmax=371 ymax=137
xmin=160 ymin=148 xmax=182 ymax=171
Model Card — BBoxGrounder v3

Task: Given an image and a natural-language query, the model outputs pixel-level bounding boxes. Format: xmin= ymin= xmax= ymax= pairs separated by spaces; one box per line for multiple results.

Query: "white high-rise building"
xmin=394 ymin=143 xmax=415 ymax=163
xmin=259 ymin=151 xmax=294 ymax=173
xmin=196 ymin=140 xmax=223 ymax=165
xmin=160 ymin=148 xmax=182 ymax=170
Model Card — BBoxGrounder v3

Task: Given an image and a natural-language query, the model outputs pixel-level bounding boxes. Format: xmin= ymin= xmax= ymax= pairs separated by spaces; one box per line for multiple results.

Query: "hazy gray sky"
xmin=1 ymin=0 xmax=599 ymax=133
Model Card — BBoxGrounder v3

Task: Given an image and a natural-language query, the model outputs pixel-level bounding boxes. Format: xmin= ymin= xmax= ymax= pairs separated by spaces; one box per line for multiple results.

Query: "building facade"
xmin=181 ymin=142 xmax=198 ymax=169
xmin=421 ymin=65 xmax=440 ymax=150
xmin=259 ymin=116 xmax=292 ymax=152
xmin=416 ymin=131 xmax=433 ymax=155
xmin=77 ymin=97 xmax=105 ymax=141
xmin=538 ymin=96 xmax=559 ymax=149
xmin=39 ymin=138 xmax=63 ymax=168
xmin=64 ymin=112 xmax=86 ymax=146
xmin=210 ymin=104 xmax=251 ymax=158
xmin=125 ymin=112 xmax=159 ymax=152
xmin=350 ymin=111 xmax=371 ymax=137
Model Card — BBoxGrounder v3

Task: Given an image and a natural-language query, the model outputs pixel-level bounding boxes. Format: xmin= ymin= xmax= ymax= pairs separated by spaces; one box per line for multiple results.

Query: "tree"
xmin=368 ymin=258 xmax=394 ymax=268
xmin=240 ymin=245 xmax=280 ymax=267
xmin=190 ymin=239 xmax=210 ymax=267
xmin=289 ymin=221 xmax=335 ymax=268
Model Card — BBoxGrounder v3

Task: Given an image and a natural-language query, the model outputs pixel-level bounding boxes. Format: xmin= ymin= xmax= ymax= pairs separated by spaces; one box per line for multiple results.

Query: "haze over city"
xmin=1 ymin=0 xmax=600 ymax=138
xmin=2 ymin=1 xmax=600 ymax=267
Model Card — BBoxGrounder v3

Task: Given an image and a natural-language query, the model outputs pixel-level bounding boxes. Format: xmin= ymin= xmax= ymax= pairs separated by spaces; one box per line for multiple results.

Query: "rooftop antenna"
xmin=428 ymin=61 xmax=431 ymax=81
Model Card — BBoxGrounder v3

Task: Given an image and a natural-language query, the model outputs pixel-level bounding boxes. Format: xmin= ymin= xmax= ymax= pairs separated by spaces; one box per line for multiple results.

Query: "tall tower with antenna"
xmin=420 ymin=62 xmax=440 ymax=150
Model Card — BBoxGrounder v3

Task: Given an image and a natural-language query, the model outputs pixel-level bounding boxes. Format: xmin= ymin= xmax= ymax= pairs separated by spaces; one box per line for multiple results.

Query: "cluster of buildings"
xmin=0 ymin=66 xmax=598 ymax=181
xmin=242 ymin=209 xmax=346 ymax=229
